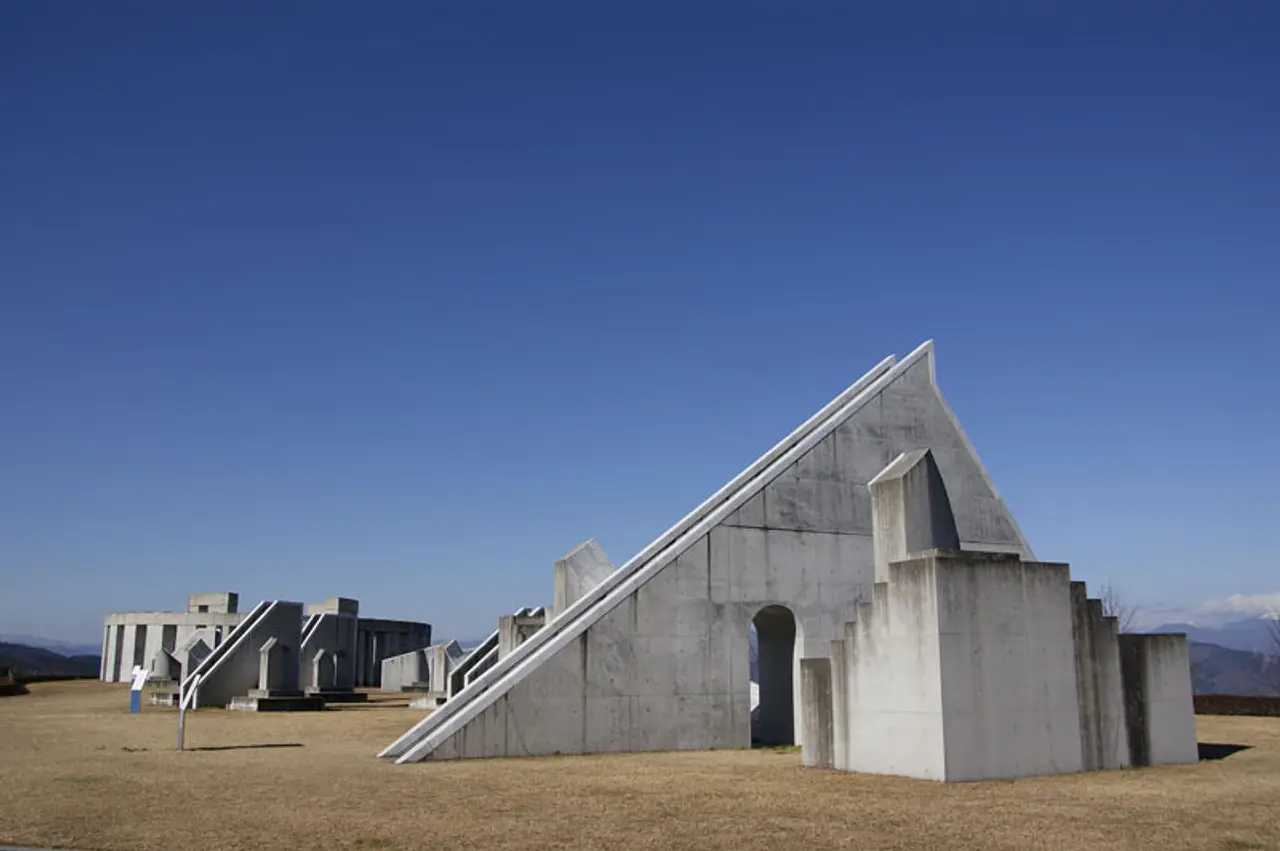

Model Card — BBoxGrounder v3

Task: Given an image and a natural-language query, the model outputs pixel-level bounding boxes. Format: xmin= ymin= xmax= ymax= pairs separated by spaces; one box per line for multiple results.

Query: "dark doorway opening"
xmin=751 ymin=605 xmax=797 ymax=747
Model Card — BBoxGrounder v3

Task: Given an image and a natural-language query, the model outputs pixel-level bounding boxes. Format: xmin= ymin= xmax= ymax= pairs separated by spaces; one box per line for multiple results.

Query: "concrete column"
xmin=119 ymin=625 xmax=138 ymax=680
xmin=143 ymin=622 xmax=165 ymax=673
xmin=99 ymin=624 xmax=111 ymax=685
xmin=1119 ymin=634 xmax=1198 ymax=767
xmin=1069 ymin=582 xmax=1103 ymax=770
xmin=1088 ymin=600 xmax=1130 ymax=769
xmin=800 ymin=658 xmax=834 ymax=769
xmin=829 ymin=637 xmax=850 ymax=771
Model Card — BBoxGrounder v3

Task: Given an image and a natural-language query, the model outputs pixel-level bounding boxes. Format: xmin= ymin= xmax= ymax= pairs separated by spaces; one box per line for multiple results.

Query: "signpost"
xmin=177 ymin=672 xmax=201 ymax=751
xmin=129 ymin=665 xmax=150 ymax=713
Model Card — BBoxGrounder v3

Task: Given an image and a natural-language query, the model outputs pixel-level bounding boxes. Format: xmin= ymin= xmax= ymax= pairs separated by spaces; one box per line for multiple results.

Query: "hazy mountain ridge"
xmin=1148 ymin=616 xmax=1277 ymax=655
xmin=0 ymin=634 xmax=102 ymax=657
xmin=0 ymin=642 xmax=101 ymax=677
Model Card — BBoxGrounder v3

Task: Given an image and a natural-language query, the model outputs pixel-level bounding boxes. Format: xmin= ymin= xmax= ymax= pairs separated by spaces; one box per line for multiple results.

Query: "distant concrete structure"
xmin=353 ymin=617 xmax=432 ymax=688
xmin=301 ymin=598 xmax=365 ymax=702
xmin=381 ymin=341 xmax=1197 ymax=777
xmin=101 ymin=593 xmax=429 ymax=690
xmin=102 ymin=593 xmax=241 ymax=684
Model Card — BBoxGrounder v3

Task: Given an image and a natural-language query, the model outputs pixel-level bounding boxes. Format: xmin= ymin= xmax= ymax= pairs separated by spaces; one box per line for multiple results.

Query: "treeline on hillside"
xmin=0 ymin=643 xmax=101 ymax=677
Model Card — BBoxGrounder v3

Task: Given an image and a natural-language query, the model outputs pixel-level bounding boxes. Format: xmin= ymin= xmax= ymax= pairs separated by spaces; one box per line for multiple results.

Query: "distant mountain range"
xmin=1189 ymin=641 xmax=1279 ymax=696
xmin=1147 ymin=616 xmax=1277 ymax=655
xmin=0 ymin=642 xmax=101 ymax=677
xmin=0 ymin=634 xmax=102 ymax=658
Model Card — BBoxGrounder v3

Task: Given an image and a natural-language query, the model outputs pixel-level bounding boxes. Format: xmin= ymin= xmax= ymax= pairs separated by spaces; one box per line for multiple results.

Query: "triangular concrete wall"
xmin=384 ymin=342 xmax=1030 ymax=762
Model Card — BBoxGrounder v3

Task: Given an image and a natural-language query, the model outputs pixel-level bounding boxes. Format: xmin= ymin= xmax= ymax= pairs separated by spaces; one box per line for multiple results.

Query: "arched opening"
xmin=751 ymin=605 xmax=797 ymax=747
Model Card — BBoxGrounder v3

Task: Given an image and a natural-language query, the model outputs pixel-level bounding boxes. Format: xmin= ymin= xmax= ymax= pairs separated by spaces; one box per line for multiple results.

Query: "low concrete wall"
xmin=381 ymin=648 xmax=429 ymax=692
xmin=1194 ymin=694 xmax=1280 ymax=716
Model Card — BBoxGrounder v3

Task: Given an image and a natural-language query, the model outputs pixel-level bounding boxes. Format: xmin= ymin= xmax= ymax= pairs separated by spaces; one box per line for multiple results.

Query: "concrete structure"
xmin=816 ymin=449 xmax=1195 ymax=780
xmin=102 ymin=593 xmax=241 ymax=684
xmin=1119 ymin=634 xmax=1200 ymax=766
xmin=353 ymin=618 xmax=432 ymax=688
xmin=184 ymin=600 xmax=306 ymax=708
xmin=381 ymin=341 xmax=1197 ymax=773
xmin=301 ymin=598 xmax=364 ymax=701
xmin=551 ymin=540 xmax=615 ymax=619
xmin=498 ymin=608 xmax=547 ymax=661
xmin=381 ymin=647 xmax=430 ymax=693
xmin=102 ymin=593 xmax=428 ymax=689
xmin=381 ymin=341 xmax=1038 ymax=763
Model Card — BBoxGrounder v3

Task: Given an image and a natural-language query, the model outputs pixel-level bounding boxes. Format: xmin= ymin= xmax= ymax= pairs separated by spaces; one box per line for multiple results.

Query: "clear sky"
xmin=2 ymin=2 xmax=1277 ymax=645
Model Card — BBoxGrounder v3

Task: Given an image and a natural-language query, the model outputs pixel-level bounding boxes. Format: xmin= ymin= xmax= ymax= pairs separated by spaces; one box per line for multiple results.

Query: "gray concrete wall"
xmin=101 ymin=610 xmax=243 ymax=682
xmin=1070 ymin=584 xmax=1130 ymax=771
xmin=189 ymin=601 xmax=305 ymax=707
xmin=498 ymin=610 xmax=546 ymax=661
xmin=187 ymin=592 xmax=238 ymax=614
xmin=842 ymin=575 xmax=945 ymax=779
xmin=380 ymin=648 xmax=429 ymax=692
xmin=300 ymin=612 xmax=360 ymax=690
xmin=388 ymin=342 xmax=1033 ymax=762
xmin=1119 ymin=633 xmax=1199 ymax=767
xmin=355 ymin=618 xmax=431 ymax=688
xmin=932 ymin=554 xmax=1083 ymax=781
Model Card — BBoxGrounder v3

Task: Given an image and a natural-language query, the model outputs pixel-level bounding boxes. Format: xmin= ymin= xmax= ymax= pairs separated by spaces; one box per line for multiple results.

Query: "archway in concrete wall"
xmin=751 ymin=605 xmax=797 ymax=747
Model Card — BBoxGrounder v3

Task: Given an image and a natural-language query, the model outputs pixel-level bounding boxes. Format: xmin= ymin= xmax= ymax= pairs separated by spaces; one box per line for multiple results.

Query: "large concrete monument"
xmin=380 ymin=340 xmax=1197 ymax=776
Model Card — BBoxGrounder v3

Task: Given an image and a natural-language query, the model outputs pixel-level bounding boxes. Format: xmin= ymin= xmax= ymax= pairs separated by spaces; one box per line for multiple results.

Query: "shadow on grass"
xmin=188 ymin=743 xmax=305 ymax=752
xmin=1198 ymin=742 xmax=1252 ymax=761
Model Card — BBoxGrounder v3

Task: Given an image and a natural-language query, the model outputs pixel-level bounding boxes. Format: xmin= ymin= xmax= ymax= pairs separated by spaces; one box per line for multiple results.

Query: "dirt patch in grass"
xmin=2 ymin=681 xmax=1279 ymax=851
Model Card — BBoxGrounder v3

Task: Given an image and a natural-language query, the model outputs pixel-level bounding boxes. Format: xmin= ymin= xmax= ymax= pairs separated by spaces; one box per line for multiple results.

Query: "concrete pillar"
xmin=1119 ymin=634 xmax=1198 ymax=767
xmin=143 ymin=622 xmax=165 ymax=674
xmin=1088 ymin=600 xmax=1130 ymax=769
xmin=101 ymin=624 xmax=115 ymax=681
xmin=119 ymin=625 xmax=138 ymax=681
xmin=800 ymin=658 xmax=834 ymax=768
xmin=868 ymin=449 xmax=960 ymax=583
xmin=1070 ymin=582 xmax=1103 ymax=770
xmin=829 ymin=637 xmax=850 ymax=770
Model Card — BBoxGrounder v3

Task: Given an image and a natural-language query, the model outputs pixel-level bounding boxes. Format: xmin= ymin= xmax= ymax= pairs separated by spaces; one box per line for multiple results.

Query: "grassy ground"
xmin=2 ymin=681 xmax=1278 ymax=851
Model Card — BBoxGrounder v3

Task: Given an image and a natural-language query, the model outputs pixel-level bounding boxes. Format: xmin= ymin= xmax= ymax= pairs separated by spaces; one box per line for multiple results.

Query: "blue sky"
xmin=2 ymin=2 xmax=1277 ymax=644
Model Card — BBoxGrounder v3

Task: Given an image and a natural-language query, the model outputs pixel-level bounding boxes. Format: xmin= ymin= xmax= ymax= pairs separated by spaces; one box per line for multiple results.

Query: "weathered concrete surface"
xmin=868 ymin=448 xmax=961 ymax=583
xmin=185 ymin=601 xmax=305 ymax=708
xmin=498 ymin=608 xmax=547 ymax=661
xmin=383 ymin=341 xmax=1035 ymax=763
xmin=354 ymin=618 xmax=432 ymax=688
xmin=1070 ymin=584 xmax=1130 ymax=771
xmin=301 ymin=610 xmax=360 ymax=692
xmin=837 ymin=552 xmax=1085 ymax=781
xmin=800 ymin=657 xmax=833 ymax=768
xmin=380 ymin=648 xmax=430 ymax=692
xmin=551 ymin=540 xmax=614 ymax=620
xmin=1119 ymin=633 xmax=1199 ymax=767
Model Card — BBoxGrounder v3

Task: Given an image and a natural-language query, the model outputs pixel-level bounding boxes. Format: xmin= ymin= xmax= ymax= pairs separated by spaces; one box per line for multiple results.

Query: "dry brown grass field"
xmin=2 ymin=681 xmax=1278 ymax=851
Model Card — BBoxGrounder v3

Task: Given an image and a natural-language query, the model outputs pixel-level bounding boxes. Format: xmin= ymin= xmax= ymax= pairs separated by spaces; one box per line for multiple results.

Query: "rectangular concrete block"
xmin=1119 ymin=633 xmax=1199 ymax=767
xmin=800 ymin=657 xmax=834 ymax=768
